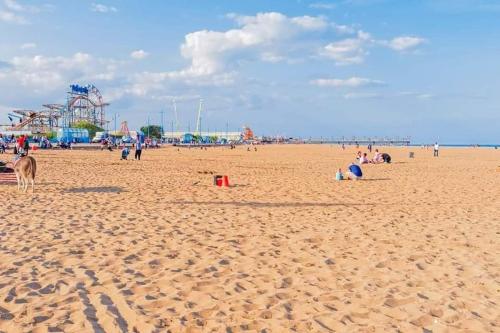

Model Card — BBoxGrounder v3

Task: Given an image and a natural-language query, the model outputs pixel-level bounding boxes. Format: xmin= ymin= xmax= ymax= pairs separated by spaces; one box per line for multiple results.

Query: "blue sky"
xmin=0 ymin=0 xmax=499 ymax=143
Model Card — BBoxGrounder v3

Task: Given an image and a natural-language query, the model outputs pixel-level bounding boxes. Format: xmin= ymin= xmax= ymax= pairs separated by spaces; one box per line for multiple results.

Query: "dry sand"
xmin=0 ymin=145 xmax=499 ymax=332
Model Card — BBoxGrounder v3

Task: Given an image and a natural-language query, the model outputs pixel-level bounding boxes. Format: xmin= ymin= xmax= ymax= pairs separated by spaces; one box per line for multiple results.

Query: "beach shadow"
xmin=65 ymin=186 xmax=125 ymax=193
xmin=76 ymin=282 xmax=105 ymax=333
xmin=38 ymin=182 xmax=60 ymax=186
xmin=168 ymin=201 xmax=374 ymax=208
xmin=362 ymin=178 xmax=391 ymax=181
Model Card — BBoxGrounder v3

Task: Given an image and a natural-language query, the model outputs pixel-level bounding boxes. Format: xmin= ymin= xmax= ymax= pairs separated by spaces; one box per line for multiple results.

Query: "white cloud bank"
xmin=0 ymin=53 xmax=119 ymax=92
xmin=311 ymin=76 xmax=385 ymax=87
xmin=0 ymin=11 xmax=427 ymax=102
xmin=0 ymin=9 xmax=26 ymax=23
xmin=178 ymin=12 xmax=329 ymax=77
xmin=0 ymin=0 xmax=50 ymax=24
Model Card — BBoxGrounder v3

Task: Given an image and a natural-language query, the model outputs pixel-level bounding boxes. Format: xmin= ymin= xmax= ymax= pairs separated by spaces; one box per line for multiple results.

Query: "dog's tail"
xmin=28 ymin=156 xmax=36 ymax=179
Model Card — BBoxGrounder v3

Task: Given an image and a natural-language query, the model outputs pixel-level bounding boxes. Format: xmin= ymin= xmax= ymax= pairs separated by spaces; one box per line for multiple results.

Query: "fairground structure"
xmin=0 ymin=84 xmax=108 ymax=135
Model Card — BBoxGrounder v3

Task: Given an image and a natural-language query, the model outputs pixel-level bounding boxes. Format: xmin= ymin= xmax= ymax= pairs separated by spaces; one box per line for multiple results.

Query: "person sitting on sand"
xmin=359 ymin=153 xmax=369 ymax=164
xmin=335 ymin=168 xmax=344 ymax=181
xmin=0 ymin=136 xmax=5 ymax=154
xmin=347 ymin=163 xmax=363 ymax=180
xmin=372 ymin=149 xmax=383 ymax=163
xmin=121 ymin=147 xmax=130 ymax=160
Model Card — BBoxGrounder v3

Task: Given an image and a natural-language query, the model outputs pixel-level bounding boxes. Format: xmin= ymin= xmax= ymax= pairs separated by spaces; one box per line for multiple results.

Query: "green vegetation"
xmin=46 ymin=131 xmax=57 ymax=140
xmin=73 ymin=121 xmax=104 ymax=138
xmin=140 ymin=125 xmax=163 ymax=139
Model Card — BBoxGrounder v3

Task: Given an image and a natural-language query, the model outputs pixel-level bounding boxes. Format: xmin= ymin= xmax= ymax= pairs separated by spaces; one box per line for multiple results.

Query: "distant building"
xmin=162 ymin=131 xmax=242 ymax=142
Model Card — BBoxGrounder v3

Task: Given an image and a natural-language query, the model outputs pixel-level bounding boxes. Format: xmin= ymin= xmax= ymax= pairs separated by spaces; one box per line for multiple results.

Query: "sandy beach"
xmin=0 ymin=145 xmax=498 ymax=332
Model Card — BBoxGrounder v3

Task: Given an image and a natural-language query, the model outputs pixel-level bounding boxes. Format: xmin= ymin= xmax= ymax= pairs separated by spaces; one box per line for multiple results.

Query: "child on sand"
xmin=335 ymin=168 xmax=344 ymax=181
xmin=359 ymin=153 xmax=369 ymax=164
xmin=121 ymin=147 xmax=130 ymax=160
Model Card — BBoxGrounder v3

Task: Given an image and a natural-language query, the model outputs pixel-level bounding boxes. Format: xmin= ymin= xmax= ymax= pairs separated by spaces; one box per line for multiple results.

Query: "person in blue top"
xmin=135 ymin=137 xmax=143 ymax=160
xmin=121 ymin=146 xmax=130 ymax=160
xmin=347 ymin=163 xmax=363 ymax=180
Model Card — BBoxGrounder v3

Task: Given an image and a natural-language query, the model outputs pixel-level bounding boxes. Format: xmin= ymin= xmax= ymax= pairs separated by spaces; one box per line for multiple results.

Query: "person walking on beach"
xmin=135 ymin=137 xmax=143 ymax=160
xmin=434 ymin=142 xmax=439 ymax=157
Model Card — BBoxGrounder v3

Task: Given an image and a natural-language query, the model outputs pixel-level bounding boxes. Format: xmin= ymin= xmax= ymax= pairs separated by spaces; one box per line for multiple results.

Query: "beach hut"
xmin=57 ymin=128 xmax=90 ymax=143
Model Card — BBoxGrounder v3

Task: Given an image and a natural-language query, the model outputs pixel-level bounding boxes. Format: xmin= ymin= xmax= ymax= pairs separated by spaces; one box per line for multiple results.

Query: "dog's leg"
xmin=31 ymin=178 xmax=35 ymax=193
xmin=15 ymin=172 xmax=20 ymax=191
xmin=23 ymin=176 xmax=28 ymax=192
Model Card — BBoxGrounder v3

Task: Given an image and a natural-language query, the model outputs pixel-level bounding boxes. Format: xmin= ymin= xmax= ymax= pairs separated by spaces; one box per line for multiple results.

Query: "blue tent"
xmin=57 ymin=128 xmax=89 ymax=143
xmin=182 ymin=133 xmax=194 ymax=143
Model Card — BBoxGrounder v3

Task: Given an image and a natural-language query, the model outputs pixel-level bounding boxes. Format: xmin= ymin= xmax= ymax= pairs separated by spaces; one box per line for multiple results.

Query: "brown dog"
xmin=13 ymin=156 xmax=37 ymax=193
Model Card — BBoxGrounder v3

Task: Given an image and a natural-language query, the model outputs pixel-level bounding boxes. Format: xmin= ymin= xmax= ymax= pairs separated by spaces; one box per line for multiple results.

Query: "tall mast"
xmin=195 ymin=98 xmax=203 ymax=135
xmin=172 ymin=99 xmax=180 ymax=132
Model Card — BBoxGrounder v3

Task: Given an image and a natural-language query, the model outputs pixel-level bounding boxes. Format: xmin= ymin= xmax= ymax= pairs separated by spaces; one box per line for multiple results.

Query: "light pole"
xmin=147 ymin=115 xmax=150 ymax=138
xmin=113 ymin=113 xmax=119 ymax=134
xmin=159 ymin=110 xmax=165 ymax=140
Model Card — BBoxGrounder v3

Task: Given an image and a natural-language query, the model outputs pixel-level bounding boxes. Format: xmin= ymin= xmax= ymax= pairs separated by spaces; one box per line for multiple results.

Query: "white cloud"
xmin=344 ymin=92 xmax=381 ymax=99
xmin=322 ymin=31 xmax=372 ymax=65
xmin=384 ymin=36 xmax=426 ymax=51
xmin=0 ymin=9 xmax=28 ymax=24
xmin=260 ymin=52 xmax=285 ymax=63
xmin=310 ymin=2 xmax=337 ymax=10
xmin=0 ymin=53 xmax=119 ymax=92
xmin=177 ymin=12 xmax=329 ymax=77
xmin=91 ymin=3 xmax=117 ymax=13
xmin=332 ymin=23 xmax=356 ymax=35
xmin=417 ymin=93 xmax=434 ymax=99
xmin=0 ymin=0 xmax=47 ymax=24
xmin=311 ymin=76 xmax=385 ymax=87
xmin=4 ymin=0 xmax=41 ymax=13
xmin=130 ymin=49 xmax=149 ymax=60
xmin=4 ymin=0 xmax=23 ymax=11
xmin=21 ymin=42 xmax=36 ymax=49
xmin=322 ymin=31 xmax=427 ymax=64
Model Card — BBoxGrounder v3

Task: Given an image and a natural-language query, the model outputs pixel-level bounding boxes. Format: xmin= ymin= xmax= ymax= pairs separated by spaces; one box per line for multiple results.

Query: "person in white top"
xmin=434 ymin=142 xmax=439 ymax=157
xmin=372 ymin=149 xmax=383 ymax=163
xmin=359 ymin=153 xmax=369 ymax=164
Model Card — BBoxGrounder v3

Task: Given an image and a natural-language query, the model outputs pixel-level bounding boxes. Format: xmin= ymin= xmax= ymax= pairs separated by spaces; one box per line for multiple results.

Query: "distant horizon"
xmin=1 ymin=0 xmax=499 ymax=143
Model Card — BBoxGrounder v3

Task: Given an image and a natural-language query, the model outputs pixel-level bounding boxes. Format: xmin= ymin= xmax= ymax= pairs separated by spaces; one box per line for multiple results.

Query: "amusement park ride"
xmin=4 ymin=84 xmax=255 ymax=143
xmin=5 ymin=84 xmax=108 ymax=134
